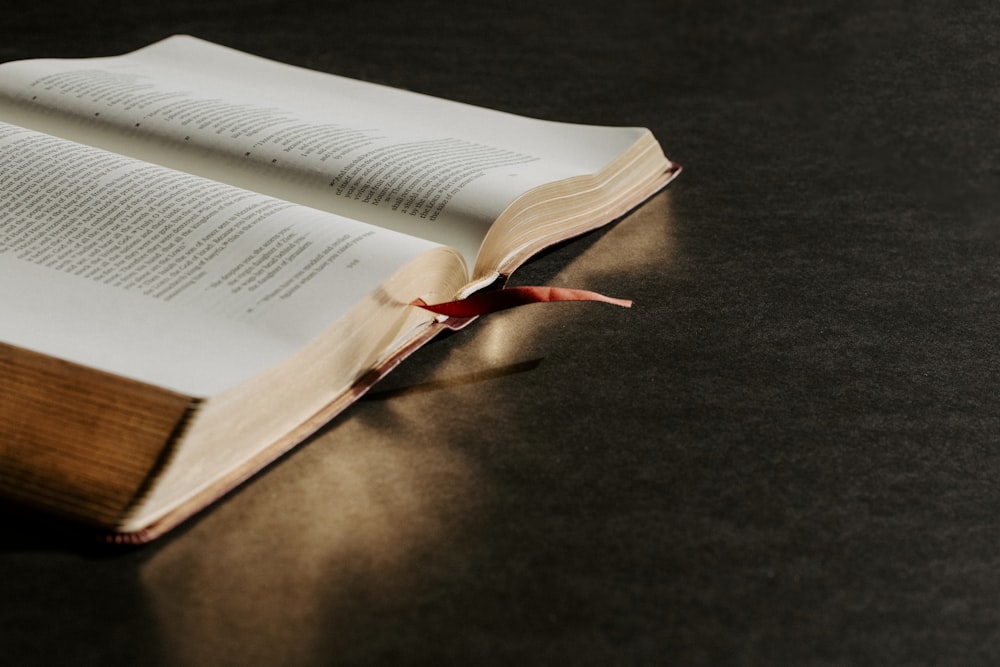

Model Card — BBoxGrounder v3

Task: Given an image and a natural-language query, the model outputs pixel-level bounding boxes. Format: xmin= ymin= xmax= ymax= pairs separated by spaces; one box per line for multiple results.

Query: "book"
xmin=0 ymin=35 xmax=679 ymax=543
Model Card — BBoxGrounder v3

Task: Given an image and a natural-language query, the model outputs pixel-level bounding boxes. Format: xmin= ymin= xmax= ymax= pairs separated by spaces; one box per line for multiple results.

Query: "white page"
xmin=0 ymin=122 xmax=444 ymax=395
xmin=0 ymin=35 xmax=647 ymax=266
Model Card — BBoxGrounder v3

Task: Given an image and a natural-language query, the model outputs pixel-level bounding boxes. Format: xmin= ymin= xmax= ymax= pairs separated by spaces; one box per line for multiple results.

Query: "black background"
xmin=2 ymin=1 xmax=999 ymax=665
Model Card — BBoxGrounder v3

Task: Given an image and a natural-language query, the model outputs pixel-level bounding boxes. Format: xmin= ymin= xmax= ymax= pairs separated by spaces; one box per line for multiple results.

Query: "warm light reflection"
xmin=139 ymin=408 xmax=483 ymax=666
xmin=554 ymin=189 xmax=677 ymax=286
xmin=137 ymin=189 xmax=675 ymax=666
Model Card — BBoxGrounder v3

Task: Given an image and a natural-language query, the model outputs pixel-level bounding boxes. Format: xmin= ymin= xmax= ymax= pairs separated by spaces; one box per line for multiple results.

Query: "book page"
xmin=0 ymin=121 xmax=455 ymax=396
xmin=0 ymin=36 xmax=648 ymax=266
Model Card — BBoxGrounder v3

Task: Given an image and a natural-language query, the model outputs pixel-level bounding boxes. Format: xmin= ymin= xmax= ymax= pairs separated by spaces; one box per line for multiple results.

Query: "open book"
xmin=0 ymin=36 xmax=679 ymax=542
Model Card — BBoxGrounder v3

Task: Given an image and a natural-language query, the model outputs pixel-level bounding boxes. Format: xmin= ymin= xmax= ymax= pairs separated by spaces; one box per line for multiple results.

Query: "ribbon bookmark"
xmin=411 ymin=286 xmax=632 ymax=318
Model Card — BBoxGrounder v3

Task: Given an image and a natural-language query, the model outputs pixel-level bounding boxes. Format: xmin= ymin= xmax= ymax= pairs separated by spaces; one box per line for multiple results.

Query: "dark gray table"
xmin=3 ymin=2 xmax=999 ymax=664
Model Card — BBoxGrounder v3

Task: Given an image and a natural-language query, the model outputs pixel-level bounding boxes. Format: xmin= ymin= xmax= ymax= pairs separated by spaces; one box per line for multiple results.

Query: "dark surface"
xmin=3 ymin=1 xmax=1000 ymax=665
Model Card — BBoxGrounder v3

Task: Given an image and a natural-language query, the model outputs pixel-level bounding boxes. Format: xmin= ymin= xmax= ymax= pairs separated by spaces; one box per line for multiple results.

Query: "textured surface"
xmin=3 ymin=1 xmax=1000 ymax=665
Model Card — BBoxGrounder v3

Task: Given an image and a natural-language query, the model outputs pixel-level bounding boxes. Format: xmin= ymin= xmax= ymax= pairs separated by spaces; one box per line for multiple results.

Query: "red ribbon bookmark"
xmin=411 ymin=286 xmax=632 ymax=318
